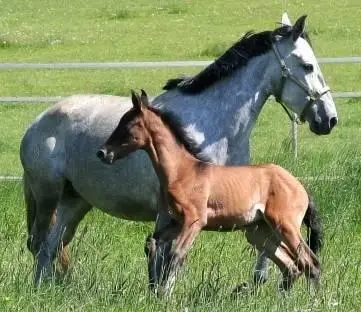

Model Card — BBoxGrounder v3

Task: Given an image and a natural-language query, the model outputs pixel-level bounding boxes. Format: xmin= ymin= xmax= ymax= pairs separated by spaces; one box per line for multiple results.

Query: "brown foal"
xmin=98 ymin=90 xmax=322 ymax=293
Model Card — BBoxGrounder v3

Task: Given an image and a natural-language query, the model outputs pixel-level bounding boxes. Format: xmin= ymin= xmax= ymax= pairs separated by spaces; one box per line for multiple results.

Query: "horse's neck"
xmin=201 ymin=53 xmax=273 ymax=164
xmin=216 ymin=54 xmax=272 ymax=134
xmin=155 ymin=52 xmax=273 ymax=165
xmin=144 ymin=115 xmax=197 ymax=187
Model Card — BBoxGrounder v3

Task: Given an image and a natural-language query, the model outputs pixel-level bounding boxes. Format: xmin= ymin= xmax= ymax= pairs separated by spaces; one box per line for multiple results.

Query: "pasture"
xmin=1 ymin=0 xmax=361 ymax=311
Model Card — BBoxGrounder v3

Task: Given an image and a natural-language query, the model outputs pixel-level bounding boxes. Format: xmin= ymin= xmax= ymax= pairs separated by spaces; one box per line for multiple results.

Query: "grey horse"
xmin=21 ymin=15 xmax=337 ymax=292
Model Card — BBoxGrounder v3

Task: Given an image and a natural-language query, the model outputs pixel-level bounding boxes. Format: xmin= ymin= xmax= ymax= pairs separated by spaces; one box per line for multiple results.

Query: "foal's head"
xmin=97 ymin=90 xmax=150 ymax=164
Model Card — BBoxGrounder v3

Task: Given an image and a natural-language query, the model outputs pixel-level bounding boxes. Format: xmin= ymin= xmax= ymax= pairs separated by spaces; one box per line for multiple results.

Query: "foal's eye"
xmin=302 ymin=63 xmax=314 ymax=72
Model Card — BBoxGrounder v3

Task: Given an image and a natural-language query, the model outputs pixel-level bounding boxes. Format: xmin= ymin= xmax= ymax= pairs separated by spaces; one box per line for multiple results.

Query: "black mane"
xmin=163 ymin=26 xmax=311 ymax=93
xmin=148 ymin=106 xmax=210 ymax=162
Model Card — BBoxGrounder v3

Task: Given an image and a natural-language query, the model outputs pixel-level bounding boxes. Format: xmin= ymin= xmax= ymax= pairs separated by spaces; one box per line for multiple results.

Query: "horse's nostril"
xmin=329 ymin=117 xmax=338 ymax=129
xmin=96 ymin=149 xmax=106 ymax=160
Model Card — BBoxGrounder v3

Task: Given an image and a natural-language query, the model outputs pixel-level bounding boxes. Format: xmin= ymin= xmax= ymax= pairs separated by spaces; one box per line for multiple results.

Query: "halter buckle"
xmin=280 ymin=62 xmax=290 ymax=77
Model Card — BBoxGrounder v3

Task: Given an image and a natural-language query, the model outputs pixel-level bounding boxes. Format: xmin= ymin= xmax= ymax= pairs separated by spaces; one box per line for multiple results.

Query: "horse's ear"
xmin=140 ymin=89 xmax=150 ymax=107
xmin=292 ymin=15 xmax=307 ymax=41
xmin=281 ymin=12 xmax=292 ymax=26
xmin=131 ymin=89 xmax=142 ymax=112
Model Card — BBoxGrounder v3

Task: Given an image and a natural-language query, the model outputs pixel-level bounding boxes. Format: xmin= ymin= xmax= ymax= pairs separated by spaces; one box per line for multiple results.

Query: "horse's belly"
xmin=74 ymin=182 xmax=159 ymax=221
xmin=94 ymin=199 xmax=158 ymax=221
xmin=66 ymin=150 xmax=160 ymax=222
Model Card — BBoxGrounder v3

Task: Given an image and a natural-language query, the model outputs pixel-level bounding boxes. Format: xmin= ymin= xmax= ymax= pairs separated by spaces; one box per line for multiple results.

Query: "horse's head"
xmin=97 ymin=90 xmax=150 ymax=164
xmin=268 ymin=14 xmax=337 ymax=135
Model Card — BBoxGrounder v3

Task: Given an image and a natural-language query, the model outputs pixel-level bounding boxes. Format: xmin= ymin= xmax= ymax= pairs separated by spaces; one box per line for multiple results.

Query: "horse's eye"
xmin=303 ymin=63 xmax=314 ymax=72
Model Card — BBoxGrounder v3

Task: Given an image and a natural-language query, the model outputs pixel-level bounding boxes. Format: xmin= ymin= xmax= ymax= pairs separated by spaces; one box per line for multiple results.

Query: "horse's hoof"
xmin=231 ymin=282 xmax=253 ymax=297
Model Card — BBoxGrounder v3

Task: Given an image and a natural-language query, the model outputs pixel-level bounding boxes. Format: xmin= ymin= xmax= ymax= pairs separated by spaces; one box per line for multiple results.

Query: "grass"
xmin=1 ymin=0 xmax=361 ymax=310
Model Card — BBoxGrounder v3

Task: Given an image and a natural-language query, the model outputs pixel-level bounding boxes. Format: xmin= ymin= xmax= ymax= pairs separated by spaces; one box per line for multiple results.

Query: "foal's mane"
xmin=147 ymin=106 xmax=210 ymax=162
xmin=163 ymin=26 xmax=311 ymax=94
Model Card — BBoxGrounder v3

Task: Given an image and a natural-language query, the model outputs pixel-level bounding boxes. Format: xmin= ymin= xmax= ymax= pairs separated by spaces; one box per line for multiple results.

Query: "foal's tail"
xmin=303 ymin=193 xmax=323 ymax=254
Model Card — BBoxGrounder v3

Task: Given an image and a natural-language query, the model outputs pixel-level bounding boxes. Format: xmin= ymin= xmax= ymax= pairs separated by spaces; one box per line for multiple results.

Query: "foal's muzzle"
xmin=97 ymin=148 xmax=115 ymax=165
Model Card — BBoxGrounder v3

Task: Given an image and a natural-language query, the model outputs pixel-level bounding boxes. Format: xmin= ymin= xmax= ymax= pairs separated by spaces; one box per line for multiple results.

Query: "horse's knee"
xmin=144 ymin=234 xmax=157 ymax=259
xmin=27 ymin=232 xmax=42 ymax=257
xmin=253 ymin=267 xmax=268 ymax=285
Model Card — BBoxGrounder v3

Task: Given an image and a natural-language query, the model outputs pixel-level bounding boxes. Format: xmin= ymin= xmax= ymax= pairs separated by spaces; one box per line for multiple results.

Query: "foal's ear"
xmin=292 ymin=15 xmax=307 ymax=41
xmin=140 ymin=89 xmax=150 ymax=107
xmin=131 ymin=89 xmax=142 ymax=112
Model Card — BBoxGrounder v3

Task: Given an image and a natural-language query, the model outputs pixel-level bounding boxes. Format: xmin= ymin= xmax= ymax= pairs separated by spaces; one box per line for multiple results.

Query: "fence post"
xmin=291 ymin=114 xmax=298 ymax=159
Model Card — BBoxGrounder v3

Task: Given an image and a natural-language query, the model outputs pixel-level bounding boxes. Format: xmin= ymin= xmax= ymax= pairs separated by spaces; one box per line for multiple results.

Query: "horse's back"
xmin=20 ymin=95 xmax=131 ymax=177
xmin=20 ymin=95 xmax=160 ymax=220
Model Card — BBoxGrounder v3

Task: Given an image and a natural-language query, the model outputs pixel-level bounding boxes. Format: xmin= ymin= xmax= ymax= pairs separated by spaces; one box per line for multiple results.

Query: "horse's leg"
xmin=40 ymin=181 xmax=92 ymax=281
xmin=28 ymin=179 xmax=63 ymax=286
xmin=253 ymin=251 xmax=269 ymax=285
xmin=145 ymin=213 xmax=180 ymax=295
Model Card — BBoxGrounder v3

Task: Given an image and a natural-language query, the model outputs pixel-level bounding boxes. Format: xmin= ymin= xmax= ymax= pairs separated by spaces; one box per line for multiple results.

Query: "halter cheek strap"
xmin=272 ymin=41 xmax=331 ymax=124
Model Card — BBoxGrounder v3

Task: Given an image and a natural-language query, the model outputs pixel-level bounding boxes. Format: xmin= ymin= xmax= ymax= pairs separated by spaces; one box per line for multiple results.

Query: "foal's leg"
xmin=160 ymin=214 xmax=204 ymax=296
xmin=238 ymin=223 xmax=301 ymax=293
xmin=150 ymin=210 xmax=205 ymax=297
xmin=264 ymin=211 xmax=321 ymax=287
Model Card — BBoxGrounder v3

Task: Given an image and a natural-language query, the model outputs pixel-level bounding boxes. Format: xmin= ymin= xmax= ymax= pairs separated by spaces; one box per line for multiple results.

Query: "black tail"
xmin=303 ymin=193 xmax=323 ymax=254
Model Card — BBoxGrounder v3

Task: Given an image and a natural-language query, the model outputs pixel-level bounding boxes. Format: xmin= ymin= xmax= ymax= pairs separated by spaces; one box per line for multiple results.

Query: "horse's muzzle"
xmin=97 ymin=148 xmax=115 ymax=165
xmin=310 ymin=116 xmax=338 ymax=135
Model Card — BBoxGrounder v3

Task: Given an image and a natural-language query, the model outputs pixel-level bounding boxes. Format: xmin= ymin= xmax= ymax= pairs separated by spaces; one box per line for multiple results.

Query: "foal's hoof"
xmin=231 ymin=282 xmax=253 ymax=297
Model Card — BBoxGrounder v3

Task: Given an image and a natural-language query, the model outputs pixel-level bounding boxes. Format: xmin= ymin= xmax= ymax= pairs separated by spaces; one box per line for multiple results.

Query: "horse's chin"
xmin=100 ymin=157 xmax=115 ymax=165
xmin=309 ymin=122 xmax=332 ymax=135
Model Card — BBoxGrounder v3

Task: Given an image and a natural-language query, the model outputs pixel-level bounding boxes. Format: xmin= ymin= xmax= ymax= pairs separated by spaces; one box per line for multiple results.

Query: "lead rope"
xmin=279 ymin=101 xmax=301 ymax=123
xmin=277 ymin=98 xmax=299 ymax=159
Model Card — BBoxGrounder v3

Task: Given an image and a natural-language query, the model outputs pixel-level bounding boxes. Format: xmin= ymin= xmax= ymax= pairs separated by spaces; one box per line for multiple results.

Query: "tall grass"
xmin=1 ymin=144 xmax=361 ymax=311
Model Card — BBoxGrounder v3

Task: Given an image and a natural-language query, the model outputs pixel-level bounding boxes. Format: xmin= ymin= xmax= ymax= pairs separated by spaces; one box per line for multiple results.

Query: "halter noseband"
xmin=272 ymin=40 xmax=330 ymax=124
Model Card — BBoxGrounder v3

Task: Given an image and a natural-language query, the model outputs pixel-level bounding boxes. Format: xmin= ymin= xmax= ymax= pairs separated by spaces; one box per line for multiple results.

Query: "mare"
xmin=20 ymin=14 xmax=336 ymax=288
xmin=98 ymin=89 xmax=323 ymax=294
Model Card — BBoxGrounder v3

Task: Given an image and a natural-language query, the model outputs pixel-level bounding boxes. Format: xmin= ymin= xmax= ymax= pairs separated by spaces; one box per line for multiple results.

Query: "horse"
xmin=20 ymin=14 xmax=337 ymax=288
xmin=98 ymin=89 xmax=323 ymax=295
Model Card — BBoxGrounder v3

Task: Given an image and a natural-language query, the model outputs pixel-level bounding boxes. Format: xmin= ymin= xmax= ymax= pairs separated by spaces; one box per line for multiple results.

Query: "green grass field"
xmin=1 ymin=0 xmax=361 ymax=311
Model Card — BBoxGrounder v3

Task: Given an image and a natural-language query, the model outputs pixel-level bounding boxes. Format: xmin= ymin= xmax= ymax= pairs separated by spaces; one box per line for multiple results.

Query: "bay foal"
xmin=98 ymin=90 xmax=322 ymax=294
